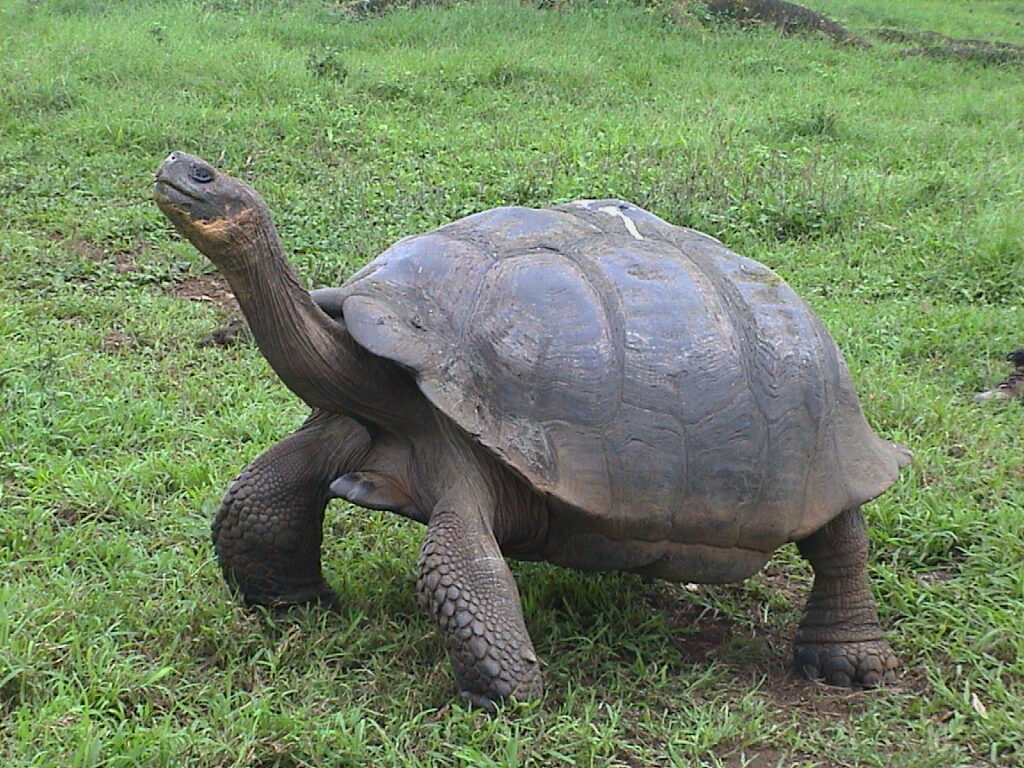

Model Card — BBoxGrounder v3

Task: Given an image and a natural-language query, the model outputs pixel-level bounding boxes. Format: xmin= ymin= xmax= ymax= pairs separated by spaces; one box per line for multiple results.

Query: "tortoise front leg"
xmin=417 ymin=497 xmax=543 ymax=710
xmin=212 ymin=411 xmax=370 ymax=609
xmin=794 ymin=506 xmax=899 ymax=687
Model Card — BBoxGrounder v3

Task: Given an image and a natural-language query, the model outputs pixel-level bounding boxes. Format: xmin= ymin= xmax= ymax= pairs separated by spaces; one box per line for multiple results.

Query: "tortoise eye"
xmin=190 ymin=164 xmax=215 ymax=183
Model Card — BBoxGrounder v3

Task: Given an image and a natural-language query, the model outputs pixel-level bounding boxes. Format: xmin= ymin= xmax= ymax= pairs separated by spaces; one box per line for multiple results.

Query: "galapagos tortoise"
xmin=154 ymin=152 xmax=909 ymax=709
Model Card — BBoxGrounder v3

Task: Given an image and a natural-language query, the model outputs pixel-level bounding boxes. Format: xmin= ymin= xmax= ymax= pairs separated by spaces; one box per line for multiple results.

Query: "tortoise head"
xmin=153 ymin=152 xmax=271 ymax=271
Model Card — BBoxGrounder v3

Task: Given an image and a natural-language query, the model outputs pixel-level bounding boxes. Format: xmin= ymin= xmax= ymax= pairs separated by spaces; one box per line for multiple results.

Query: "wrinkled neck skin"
xmin=213 ymin=218 xmax=420 ymax=433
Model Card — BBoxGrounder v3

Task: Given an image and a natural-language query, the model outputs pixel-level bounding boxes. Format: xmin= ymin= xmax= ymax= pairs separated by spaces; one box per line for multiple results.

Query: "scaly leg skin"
xmin=212 ymin=411 xmax=369 ymax=610
xmin=417 ymin=504 xmax=542 ymax=711
xmin=794 ymin=506 xmax=899 ymax=687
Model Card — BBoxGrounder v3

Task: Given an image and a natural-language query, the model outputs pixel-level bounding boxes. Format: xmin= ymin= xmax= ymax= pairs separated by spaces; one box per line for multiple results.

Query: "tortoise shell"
xmin=338 ymin=200 xmax=905 ymax=574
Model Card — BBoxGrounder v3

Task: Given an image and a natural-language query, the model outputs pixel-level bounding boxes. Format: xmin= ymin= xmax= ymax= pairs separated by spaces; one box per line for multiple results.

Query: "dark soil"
xmin=701 ymin=0 xmax=867 ymax=46
xmin=166 ymin=273 xmax=238 ymax=311
xmin=872 ymin=27 xmax=1024 ymax=65
xmin=167 ymin=274 xmax=251 ymax=346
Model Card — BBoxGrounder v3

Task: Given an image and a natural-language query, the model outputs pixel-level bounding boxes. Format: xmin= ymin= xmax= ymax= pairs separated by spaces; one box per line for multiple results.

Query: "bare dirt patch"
xmin=167 ymin=273 xmax=252 ymax=345
xmin=763 ymin=670 xmax=872 ymax=720
xmin=701 ymin=0 xmax=867 ymax=47
xmin=102 ymin=329 xmax=136 ymax=353
xmin=915 ymin=567 xmax=957 ymax=586
xmin=755 ymin=560 xmax=810 ymax=608
xmin=167 ymin=273 xmax=238 ymax=311
xmin=661 ymin=594 xmax=747 ymax=664
xmin=64 ymin=233 xmax=151 ymax=274
xmin=54 ymin=233 xmax=147 ymax=283
xmin=646 ymin=569 xmax=919 ymax=768
xmin=52 ymin=505 xmax=119 ymax=527
xmin=872 ymin=28 xmax=1024 ymax=66
xmin=197 ymin=317 xmax=251 ymax=347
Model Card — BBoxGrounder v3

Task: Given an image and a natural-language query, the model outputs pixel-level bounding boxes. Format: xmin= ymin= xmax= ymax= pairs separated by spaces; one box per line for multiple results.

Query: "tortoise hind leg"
xmin=212 ymin=411 xmax=369 ymax=610
xmin=793 ymin=506 xmax=899 ymax=687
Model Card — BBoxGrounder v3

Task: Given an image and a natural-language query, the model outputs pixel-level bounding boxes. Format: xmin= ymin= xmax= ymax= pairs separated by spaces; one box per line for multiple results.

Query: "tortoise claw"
xmin=459 ymin=689 xmax=499 ymax=714
xmin=794 ymin=639 xmax=899 ymax=688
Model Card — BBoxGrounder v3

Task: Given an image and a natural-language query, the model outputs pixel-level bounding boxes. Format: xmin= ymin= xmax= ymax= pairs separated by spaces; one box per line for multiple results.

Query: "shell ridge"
xmin=667 ymin=235 xmax=773 ymax=546
xmin=555 ymin=243 xmax=627 ymax=429
xmin=451 ymin=237 xmax=499 ymax=352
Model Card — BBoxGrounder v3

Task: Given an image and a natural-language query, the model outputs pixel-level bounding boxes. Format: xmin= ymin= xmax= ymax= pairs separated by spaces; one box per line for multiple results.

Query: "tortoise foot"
xmin=794 ymin=639 xmax=899 ymax=688
xmin=457 ymin=676 xmax=542 ymax=714
xmin=239 ymin=580 xmax=341 ymax=614
xmin=454 ymin=652 xmax=543 ymax=713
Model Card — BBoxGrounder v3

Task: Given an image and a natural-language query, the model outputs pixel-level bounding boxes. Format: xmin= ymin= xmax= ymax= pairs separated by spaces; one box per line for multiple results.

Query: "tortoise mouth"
xmin=153 ymin=175 xmax=201 ymax=209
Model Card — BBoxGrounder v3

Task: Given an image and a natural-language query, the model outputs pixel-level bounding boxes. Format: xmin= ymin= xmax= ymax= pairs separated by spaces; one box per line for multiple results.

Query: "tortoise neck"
xmin=217 ymin=221 xmax=418 ymax=430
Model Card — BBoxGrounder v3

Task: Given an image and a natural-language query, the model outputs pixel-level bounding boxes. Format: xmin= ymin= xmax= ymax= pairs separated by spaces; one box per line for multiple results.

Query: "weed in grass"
xmin=306 ymin=47 xmax=350 ymax=83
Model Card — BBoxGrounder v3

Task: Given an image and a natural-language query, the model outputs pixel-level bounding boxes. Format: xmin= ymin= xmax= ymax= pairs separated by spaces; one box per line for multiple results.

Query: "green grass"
xmin=1 ymin=0 xmax=1022 ymax=765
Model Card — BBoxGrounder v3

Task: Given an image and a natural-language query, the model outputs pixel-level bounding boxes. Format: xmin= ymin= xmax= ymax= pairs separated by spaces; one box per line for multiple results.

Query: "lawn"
xmin=1 ymin=0 xmax=1022 ymax=766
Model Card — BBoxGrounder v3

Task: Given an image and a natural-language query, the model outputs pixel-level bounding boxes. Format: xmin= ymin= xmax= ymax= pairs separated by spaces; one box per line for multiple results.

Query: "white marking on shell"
xmin=597 ymin=205 xmax=644 ymax=240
